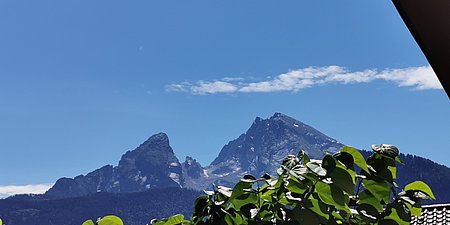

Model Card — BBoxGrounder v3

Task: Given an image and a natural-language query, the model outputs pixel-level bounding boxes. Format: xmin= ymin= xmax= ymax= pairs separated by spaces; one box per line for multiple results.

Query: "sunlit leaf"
xmin=358 ymin=189 xmax=383 ymax=211
xmin=315 ymin=182 xmax=347 ymax=210
xmin=371 ymin=144 xmax=399 ymax=159
xmin=307 ymin=162 xmax=327 ymax=176
xmin=298 ymin=150 xmax=310 ymax=164
xmin=403 ymin=200 xmax=422 ymax=217
xmin=97 ymin=215 xmax=124 ymax=225
xmin=285 ymin=178 xmax=309 ymax=194
xmin=305 ymin=198 xmax=330 ymax=220
xmin=217 ymin=186 xmax=233 ymax=197
xmin=341 ymin=146 xmax=369 ymax=173
xmin=404 ymin=181 xmax=436 ymax=200
xmin=362 ymin=179 xmax=391 ymax=204
xmin=82 ymin=220 xmax=95 ymax=225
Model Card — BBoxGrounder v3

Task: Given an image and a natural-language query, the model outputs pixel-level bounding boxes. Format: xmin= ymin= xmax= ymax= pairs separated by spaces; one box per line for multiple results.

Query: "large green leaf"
xmin=307 ymin=162 xmax=327 ymax=176
xmin=97 ymin=215 xmax=124 ymax=225
xmin=230 ymin=181 xmax=253 ymax=201
xmin=315 ymin=182 xmax=347 ymax=210
xmin=286 ymin=177 xmax=309 ymax=195
xmin=388 ymin=165 xmax=397 ymax=180
xmin=164 ymin=214 xmax=186 ymax=225
xmin=305 ymin=198 xmax=330 ymax=220
xmin=341 ymin=146 xmax=369 ymax=173
xmin=367 ymin=157 xmax=395 ymax=183
xmin=362 ymin=179 xmax=391 ymax=204
xmin=230 ymin=181 xmax=258 ymax=209
xmin=404 ymin=181 xmax=436 ymax=200
xmin=358 ymin=189 xmax=383 ymax=211
xmin=330 ymin=165 xmax=355 ymax=194
xmin=82 ymin=220 xmax=95 ymax=225
xmin=404 ymin=201 xmax=422 ymax=217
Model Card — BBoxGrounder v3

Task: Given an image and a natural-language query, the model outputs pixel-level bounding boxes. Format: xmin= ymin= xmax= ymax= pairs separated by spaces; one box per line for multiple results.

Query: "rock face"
xmin=114 ymin=133 xmax=183 ymax=191
xmin=184 ymin=112 xmax=344 ymax=189
xmin=45 ymin=133 xmax=183 ymax=198
xmin=44 ymin=113 xmax=343 ymax=197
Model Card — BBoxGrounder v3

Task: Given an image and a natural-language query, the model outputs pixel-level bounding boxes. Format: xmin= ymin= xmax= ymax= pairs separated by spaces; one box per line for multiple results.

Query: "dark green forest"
xmin=0 ymin=188 xmax=200 ymax=225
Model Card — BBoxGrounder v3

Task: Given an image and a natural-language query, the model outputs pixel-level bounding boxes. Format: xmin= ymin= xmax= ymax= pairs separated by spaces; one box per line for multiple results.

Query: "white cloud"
xmin=165 ymin=82 xmax=191 ymax=93
xmin=166 ymin=80 xmax=239 ymax=95
xmin=0 ymin=184 xmax=53 ymax=199
xmin=376 ymin=67 xmax=442 ymax=90
xmin=221 ymin=77 xmax=245 ymax=82
xmin=166 ymin=65 xmax=442 ymax=95
xmin=191 ymin=80 xmax=239 ymax=95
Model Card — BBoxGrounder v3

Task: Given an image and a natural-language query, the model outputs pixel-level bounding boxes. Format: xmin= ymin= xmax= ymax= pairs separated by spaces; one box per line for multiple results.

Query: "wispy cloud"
xmin=0 ymin=184 xmax=53 ymax=198
xmin=165 ymin=65 xmax=442 ymax=95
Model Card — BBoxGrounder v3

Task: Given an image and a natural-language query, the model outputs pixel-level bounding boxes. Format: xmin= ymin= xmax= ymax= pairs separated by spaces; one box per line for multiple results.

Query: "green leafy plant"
xmin=151 ymin=144 xmax=435 ymax=225
xmin=82 ymin=215 xmax=124 ymax=225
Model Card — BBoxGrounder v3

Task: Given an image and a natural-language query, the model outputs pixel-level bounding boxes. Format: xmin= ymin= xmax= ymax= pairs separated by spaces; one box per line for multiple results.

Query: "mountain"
xmin=44 ymin=112 xmax=450 ymax=204
xmin=46 ymin=133 xmax=184 ymax=198
xmin=183 ymin=112 xmax=344 ymax=189
xmin=46 ymin=113 xmax=344 ymax=197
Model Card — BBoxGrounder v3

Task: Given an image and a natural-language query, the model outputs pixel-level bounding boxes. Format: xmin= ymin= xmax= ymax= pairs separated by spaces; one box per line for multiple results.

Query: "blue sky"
xmin=0 ymin=1 xmax=448 ymax=194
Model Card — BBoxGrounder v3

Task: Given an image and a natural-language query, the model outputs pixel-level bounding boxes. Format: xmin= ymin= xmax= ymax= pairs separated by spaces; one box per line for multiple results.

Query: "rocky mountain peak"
xmin=182 ymin=156 xmax=203 ymax=180
xmin=46 ymin=132 xmax=184 ymax=198
xmin=270 ymin=112 xmax=287 ymax=119
xmin=137 ymin=132 xmax=170 ymax=151
xmin=119 ymin=132 xmax=176 ymax=167
xmin=203 ymin=113 xmax=344 ymax=189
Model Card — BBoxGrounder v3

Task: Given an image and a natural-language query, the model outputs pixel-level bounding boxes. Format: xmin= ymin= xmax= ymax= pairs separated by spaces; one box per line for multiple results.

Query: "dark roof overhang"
xmin=392 ymin=0 xmax=450 ymax=97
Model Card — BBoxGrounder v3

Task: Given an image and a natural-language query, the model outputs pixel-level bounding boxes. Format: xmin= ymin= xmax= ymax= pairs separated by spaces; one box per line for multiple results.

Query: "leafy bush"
xmin=152 ymin=144 xmax=435 ymax=225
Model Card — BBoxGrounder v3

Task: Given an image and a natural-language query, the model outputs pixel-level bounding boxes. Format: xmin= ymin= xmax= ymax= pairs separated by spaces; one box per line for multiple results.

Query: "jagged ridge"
xmin=45 ymin=113 xmax=450 ymax=204
xmin=46 ymin=133 xmax=183 ymax=198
